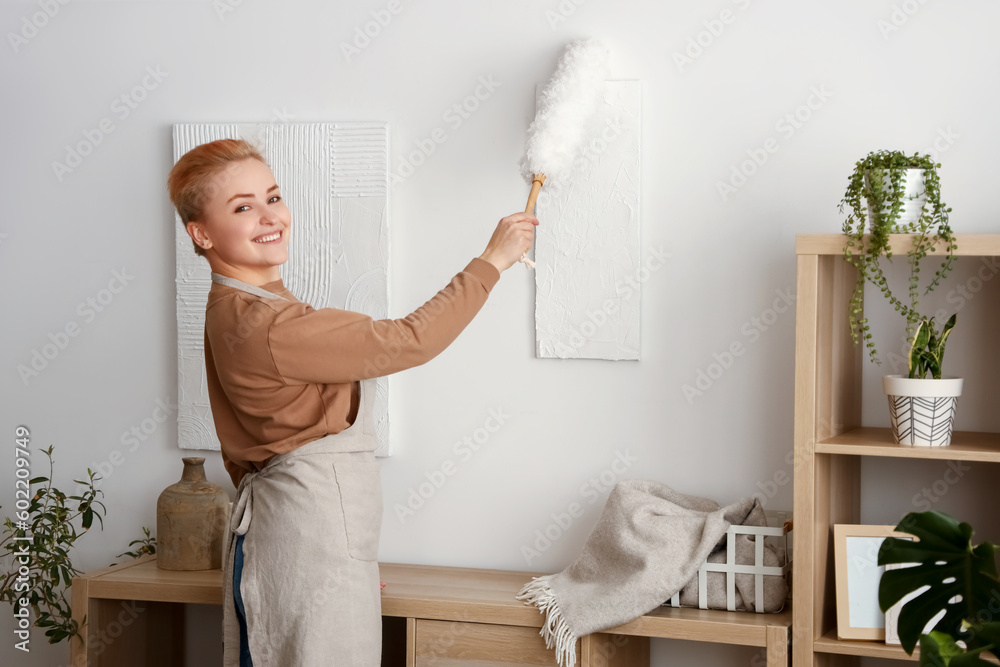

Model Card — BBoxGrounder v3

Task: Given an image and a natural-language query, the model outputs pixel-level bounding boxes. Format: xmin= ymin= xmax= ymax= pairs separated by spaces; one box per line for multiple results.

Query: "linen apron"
xmin=214 ymin=273 xmax=383 ymax=667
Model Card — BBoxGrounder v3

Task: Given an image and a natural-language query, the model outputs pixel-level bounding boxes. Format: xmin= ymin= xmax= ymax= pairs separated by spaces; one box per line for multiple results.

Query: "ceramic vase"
xmin=156 ymin=457 xmax=229 ymax=570
xmin=865 ymin=167 xmax=927 ymax=231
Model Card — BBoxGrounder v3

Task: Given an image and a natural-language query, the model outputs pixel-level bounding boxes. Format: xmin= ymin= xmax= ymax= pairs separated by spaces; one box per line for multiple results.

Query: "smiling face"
xmin=185 ymin=157 xmax=291 ymax=285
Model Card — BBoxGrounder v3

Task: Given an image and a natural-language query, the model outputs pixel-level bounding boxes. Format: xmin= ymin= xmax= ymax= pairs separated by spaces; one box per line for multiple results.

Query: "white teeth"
xmin=253 ymin=231 xmax=281 ymax=243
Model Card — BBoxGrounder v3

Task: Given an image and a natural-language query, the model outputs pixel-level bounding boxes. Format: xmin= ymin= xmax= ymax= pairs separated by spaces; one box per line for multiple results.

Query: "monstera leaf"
xmin=878 ymin=511 xmax=1000 ymax=661
xmin=920 ymin=630 xmax=999 ymax=667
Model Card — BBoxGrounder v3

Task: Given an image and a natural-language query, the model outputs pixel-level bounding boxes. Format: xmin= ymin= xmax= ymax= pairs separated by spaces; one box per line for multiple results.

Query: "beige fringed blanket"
xmin=516 ymin=480 xmax=782 ymax=667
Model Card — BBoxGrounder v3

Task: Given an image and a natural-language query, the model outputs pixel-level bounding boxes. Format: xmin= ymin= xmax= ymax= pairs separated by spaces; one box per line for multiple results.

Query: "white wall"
xmin=2 ymin=1 xmax=998 ymax=665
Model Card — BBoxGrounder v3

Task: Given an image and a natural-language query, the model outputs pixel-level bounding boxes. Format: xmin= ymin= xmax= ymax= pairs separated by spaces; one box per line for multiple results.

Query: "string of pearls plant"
xmin=839 ymin=150 xmax=957 ymax=364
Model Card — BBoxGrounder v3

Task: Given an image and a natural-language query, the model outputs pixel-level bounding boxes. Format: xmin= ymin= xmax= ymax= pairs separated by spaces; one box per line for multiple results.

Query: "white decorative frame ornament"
xmin=533 ymin=81 xmax=642 ymax=361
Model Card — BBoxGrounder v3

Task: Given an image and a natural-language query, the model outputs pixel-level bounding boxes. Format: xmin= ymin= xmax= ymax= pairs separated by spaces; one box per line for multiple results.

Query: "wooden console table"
xmin=70 ymin=555 xmax=791 ymax=666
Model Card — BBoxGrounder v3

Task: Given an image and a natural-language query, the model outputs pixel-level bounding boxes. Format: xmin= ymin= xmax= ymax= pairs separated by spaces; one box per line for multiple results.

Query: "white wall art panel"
xmin=533 ymin=81 xmax=641 ymax=360
xmin=173 ymin=122 xmax=392 ymax=455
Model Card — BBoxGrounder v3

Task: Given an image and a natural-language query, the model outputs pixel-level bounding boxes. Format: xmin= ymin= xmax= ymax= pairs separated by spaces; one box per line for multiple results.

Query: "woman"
xmin=167 ymin=138 xmax=537 ymax=666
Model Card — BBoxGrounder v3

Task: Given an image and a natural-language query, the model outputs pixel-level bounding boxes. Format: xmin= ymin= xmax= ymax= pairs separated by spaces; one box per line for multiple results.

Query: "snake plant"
xmin=907 ymin=313 xmax=957 ymax=379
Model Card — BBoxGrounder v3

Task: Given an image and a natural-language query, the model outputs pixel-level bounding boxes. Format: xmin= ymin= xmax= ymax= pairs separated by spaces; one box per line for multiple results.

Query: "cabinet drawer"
xmin=413 ymin=619 xmax=579 ymax=666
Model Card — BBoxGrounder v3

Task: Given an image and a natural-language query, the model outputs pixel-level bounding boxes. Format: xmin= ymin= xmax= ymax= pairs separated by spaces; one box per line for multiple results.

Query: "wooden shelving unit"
xmin=71 ymin=556 xmax=793 ymax=666
xmin=792 ymin=234 xmax=1000 ymax=666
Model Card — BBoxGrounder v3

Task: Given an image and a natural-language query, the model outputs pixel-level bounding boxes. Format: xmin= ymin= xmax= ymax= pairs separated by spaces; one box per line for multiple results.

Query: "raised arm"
xmin=268 ymin=258 xmax=500 ymax=384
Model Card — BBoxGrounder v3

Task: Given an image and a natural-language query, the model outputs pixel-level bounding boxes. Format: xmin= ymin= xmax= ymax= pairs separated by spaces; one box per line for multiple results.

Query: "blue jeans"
xmin=233 ymin=533 xmax=253 ymax=667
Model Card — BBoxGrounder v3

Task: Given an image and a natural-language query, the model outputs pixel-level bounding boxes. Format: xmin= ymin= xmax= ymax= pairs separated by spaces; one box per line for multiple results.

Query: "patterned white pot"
xmin=883 ymin=375 xmax=963 ymax=447
xmin=866 ymin=168 xmax=927 ymax=231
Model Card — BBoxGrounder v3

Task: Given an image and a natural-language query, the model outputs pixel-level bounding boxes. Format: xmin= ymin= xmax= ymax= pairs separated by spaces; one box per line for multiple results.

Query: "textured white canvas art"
xmin=173 ymin=122 xmax=392 ymax=455
xmin=533 ymin=81 xmax=641 ymax=360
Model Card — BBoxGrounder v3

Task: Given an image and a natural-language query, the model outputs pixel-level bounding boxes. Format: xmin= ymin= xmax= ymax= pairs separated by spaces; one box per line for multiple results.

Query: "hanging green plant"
xmin=839 ymin=150 xmax=957 ymax=364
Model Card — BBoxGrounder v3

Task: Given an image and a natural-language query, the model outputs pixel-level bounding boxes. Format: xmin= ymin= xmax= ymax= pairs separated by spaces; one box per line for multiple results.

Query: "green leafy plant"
xmin=1 ymin=445 xmax=106 ymax=643
xmin=1 ymin=445 xmax=156 ymax=644
xmin=878 ymin=511 xmax=1000 ymax=666
xmin=117 ymin=525 xmax=156 ymax=560
xmin=907 ymin=313 xmax=957 ymax=379
xmin=840 ymin=150 xmax=957 ymax=365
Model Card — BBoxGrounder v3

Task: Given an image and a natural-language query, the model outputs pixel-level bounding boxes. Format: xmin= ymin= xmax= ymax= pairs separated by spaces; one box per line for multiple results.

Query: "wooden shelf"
xmin=379 ymin=561 xmax=792 ymax=647
xmin=74 ymin=553 xmax=223 ymax=605
xmin=605 ymin=604 xmax=792 ymax=648
xmin=817 ymin=427 xmax=1000 ymax=462
xmin=815 ymin=631 xmax=1000 ymax=663
xmin=814 ymin=631 xmax=919 ymax=661
xmin=796 ymin=234 xmax=1000 ymax=257
xmin=379 ymin=562 xmax=548 ymax=628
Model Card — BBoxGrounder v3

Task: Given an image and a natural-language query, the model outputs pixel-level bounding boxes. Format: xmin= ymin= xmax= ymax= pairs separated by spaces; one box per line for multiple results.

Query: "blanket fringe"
xmin=516 ymin=575 xmax=577 ymax=667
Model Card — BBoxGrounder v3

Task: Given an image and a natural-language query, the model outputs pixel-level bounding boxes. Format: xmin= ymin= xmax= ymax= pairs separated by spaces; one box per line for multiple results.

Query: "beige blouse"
xmin=204 ymin=258 xmax=501 ymax=488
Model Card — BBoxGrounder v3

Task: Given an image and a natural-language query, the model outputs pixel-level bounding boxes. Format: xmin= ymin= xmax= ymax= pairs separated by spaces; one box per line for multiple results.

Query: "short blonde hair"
xmin=167 ymin=138 xmax=267 ymax=257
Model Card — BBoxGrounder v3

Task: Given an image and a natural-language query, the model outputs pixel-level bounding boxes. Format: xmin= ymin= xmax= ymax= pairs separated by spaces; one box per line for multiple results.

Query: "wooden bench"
xmin=69 ymin=555 xmax=791 ymax=666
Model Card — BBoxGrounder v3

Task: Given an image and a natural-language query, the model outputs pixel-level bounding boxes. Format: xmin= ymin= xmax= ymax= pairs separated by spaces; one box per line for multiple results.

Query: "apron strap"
xmin=212 ymin=272 xmax=288 ymax=301
xmin=212 ymin=273 xmax=285 ymax=536
xmin=230 ymin=470 xmax=257 ymax=535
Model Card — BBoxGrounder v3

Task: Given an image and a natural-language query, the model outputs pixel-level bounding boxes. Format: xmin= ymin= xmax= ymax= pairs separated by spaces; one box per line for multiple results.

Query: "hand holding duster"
xmin=519 ymin=38 xmax=611 ymax=268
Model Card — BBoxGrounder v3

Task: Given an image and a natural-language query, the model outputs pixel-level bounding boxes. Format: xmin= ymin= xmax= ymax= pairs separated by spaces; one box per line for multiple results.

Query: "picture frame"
xmin=884 ymin=562 xmax=910 ymax=645
xmin=833 ymin=524 xmax=912 ymax=640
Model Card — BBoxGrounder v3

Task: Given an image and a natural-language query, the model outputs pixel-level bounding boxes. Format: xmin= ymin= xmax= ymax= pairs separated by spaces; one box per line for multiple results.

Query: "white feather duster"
xmin=523 ymin=39 xmax=611 ymax=186
xmin=519 ymin=38 xmax=611 ymax=268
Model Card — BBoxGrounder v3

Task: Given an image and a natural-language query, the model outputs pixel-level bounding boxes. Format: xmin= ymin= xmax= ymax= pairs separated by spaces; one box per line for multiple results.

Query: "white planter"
xmin=865 ymin=168 xmax=927 ymax=232
xmin=882 ymin=375 xmax=963 ymax=447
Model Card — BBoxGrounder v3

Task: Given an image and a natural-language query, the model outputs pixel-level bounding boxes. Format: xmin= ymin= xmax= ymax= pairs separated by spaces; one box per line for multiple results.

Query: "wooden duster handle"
xmin=524 ymin=174 xmax=546 ymax=213
xmin=519 ymin=174 xmax=546 ymax=268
